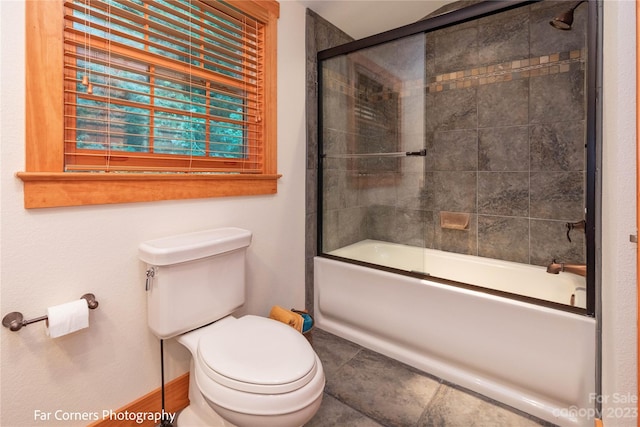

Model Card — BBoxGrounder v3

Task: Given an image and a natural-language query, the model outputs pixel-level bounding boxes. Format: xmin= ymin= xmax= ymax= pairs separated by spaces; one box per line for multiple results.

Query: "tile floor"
xmin=305 ymin=328 xmax=557 ymax=427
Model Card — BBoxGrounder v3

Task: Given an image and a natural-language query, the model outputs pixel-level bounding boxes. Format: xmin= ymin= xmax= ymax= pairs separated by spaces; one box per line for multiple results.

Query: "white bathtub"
xmin=314 ymin=240 xmax=596 ymax=427
xmin=329 ymin=240 xmax=587 ymax=308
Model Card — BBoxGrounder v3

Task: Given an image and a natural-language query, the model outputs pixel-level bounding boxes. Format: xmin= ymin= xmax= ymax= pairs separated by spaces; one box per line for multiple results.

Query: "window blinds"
xmin=62 ymin=0 xmax=264 ymax=173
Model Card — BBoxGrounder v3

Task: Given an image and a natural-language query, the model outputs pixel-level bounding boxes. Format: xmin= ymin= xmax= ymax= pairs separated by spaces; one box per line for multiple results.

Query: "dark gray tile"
xmin=310 ymin=328 xmax=363 ymax=384
xmin=478 ymin=126 xmax=529 ymax=172
xmin=308 ymin=331 xmax=555 ymax=427
xmin=321 ymin=209 xmax=339 ymax=252
xmin=477 ymin=216 xmax=530 ymax=263
xmin=306 ymin=168 xmax=317 ymax=214
xmin=530 ymin=121 xmax=585 ymax=172
xmin=305 ymin=210 xmax=317 ymax=256
xmin=402 ymin=94 xmax=427 ymax=143
xmin=397 ymin=172 xmax=428 ymax=211
xmin=359 ymin=181 xmax=398 ymax=206
xmin=425 ymin=171 xmax=477 ymax=212
xmin=530 ymin=219 xmax=586 ymax=266
xmin=322 ymin=87 xmax=351 ymax=131
xmin=425 ymin=32 xmax=436 ymax=80
xmin=327 ymin=348 xmax=440 ymax=427
xmin=478 ymin=172 xmax=529 ymax=216
xmin=305 ymin=254 xmax=314 ymax=315
xmin=426 ymin=130 xmax=478 ymax=171
xmin=432 ymin=24 xmax=479 ymax=74
xmin=321 ymin=56 xmax=350 ymax=88
xmin=322 ymin=208 xmax=367 ymax=252
xmin=306 ymin=11 xmax=318 ymax=61
xmin=529 ymin=69 xmax=585 ymax=125
xmin=305 ymin=394 xmax=384 ymax=427
xmin=419 ymin=385 xmax=547 ymax=427
xmin=366 ymin=205 xmax=397 ymax=242
xmin=426 ymin=88 xmax=478 ymax=132
xmin=312 ymin=11 xmax=353 ymax=52
xmin=376 ymin=34 xmax=426 ymax=81
xmin=423 ymin=210 xmax=437 ymax=250
xmin=321 ymin=169 xmax=343 ymax=211
xmin=307 ymin=89 xmax=318 ymax=171
xmin=477 ymin=7 xmax=530 ymax=65
xmin=337 ymin=207 xmax=367 ymax=248
xmin=478 ymin=79 xmax=529 ymax=128
xmin=321 ymin=127 xmax=349 ymax=165
xmin=394 ymin=208 xmax=432 ymax=248
xmin=530 ymin=171 xmax=585 ymax=220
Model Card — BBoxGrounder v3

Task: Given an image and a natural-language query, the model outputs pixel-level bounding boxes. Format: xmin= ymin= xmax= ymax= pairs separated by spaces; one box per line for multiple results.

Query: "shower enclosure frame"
xmin=316 ymin=0 xmax=601 ymax=317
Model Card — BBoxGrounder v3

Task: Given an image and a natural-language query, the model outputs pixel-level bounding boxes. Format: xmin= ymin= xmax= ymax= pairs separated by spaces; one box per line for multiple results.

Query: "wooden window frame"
xmin=19 ymin=0 xmax=280 ymax=209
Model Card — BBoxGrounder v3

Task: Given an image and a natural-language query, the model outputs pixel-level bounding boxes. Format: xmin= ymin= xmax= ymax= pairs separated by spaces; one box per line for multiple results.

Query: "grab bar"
xmin=322 ymin=149 xmax=426 ymax=159
xmin=2 ymin=293 xmax=99 ymax=332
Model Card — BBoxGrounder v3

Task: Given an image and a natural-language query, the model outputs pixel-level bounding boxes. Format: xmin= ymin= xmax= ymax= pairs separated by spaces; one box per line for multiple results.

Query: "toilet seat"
xmin=194 ymin=352 xmax=325 ymax=417
xmin=197 ymin=315 xmax=318 ymax=394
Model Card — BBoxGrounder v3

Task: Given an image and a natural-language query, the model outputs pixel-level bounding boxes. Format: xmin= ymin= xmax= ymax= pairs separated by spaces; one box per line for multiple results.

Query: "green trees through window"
xmin=68 ymin=0 xmax=254 ymax=171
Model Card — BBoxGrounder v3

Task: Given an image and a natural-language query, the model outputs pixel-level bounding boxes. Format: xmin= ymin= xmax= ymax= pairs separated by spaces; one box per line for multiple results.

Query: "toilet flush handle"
xmin=145 ymin=267 xmax=156 ymax=291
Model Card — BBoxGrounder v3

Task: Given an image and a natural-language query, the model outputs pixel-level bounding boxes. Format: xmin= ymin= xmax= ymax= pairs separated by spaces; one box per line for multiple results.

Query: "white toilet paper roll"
xmin=45 ymin=299 xmax=89 ymax=338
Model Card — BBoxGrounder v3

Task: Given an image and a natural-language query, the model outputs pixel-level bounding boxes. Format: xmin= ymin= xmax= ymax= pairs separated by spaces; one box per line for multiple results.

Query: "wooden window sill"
xmin=16 ymin=172 xmax=281 ymax=208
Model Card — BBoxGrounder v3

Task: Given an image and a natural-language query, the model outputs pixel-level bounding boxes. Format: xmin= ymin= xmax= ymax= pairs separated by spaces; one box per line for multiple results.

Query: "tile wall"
xmin=419 ymin=2 xmax=587 ymax=265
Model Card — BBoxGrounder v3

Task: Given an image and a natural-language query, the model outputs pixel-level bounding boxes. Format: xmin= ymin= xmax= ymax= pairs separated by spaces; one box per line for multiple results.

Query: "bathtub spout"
xmin=546 ymin=259 xmax=586 ymax=277
xmin=546 ymin=260 xmax=563 ymax=274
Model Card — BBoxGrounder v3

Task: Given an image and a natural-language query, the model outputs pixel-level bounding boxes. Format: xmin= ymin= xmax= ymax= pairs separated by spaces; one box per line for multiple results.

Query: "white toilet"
xmin=139 ymin=227 xmax=325 ymax=427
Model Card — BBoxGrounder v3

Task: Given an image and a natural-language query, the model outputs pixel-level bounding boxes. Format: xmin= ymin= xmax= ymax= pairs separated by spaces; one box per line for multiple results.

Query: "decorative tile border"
xmin=321 ymin=48 xmax=586 ymax=98
xmin=425 ymin=49 xmax=586 ymax=93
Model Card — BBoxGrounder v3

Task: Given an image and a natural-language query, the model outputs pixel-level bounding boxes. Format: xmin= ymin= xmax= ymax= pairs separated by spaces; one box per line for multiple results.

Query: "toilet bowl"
xmin=177 ymin=316 xmax=324 ymax=427
xmin=139 ymin=228 xmax=325 ymax=426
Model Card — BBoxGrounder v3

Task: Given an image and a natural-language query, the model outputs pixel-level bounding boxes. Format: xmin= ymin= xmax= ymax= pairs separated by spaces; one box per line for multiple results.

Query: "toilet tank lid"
xmin=139 ymin=227 xmax=252 ymax=266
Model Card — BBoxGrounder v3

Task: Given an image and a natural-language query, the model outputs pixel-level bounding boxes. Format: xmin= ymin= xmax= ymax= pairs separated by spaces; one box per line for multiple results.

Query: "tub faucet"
xmin=546 ymin=259 xmax=586 ymax=277
xmin=566 ymin=220 xmax=586 ymax=242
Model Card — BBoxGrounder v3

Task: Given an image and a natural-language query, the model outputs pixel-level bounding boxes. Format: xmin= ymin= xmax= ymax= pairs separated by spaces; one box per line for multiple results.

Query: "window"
xmin=20 ymin=0 xmax=280 ymax=208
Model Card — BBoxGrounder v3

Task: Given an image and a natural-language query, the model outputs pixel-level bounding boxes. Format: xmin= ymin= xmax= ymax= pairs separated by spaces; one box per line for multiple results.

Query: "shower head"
xmin=549 ymin=1 xmax=585 ymax=30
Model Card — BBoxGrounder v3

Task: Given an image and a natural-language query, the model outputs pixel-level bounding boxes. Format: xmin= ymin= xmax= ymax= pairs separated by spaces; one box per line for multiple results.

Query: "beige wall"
xmin=0 ymin=1 xmax=308 ymax=425
xmin=601 ymin=0 xmax=637 ymax=424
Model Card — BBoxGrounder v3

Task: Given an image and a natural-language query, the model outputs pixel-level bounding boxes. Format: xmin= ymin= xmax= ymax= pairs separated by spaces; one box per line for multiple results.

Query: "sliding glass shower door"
xmin=317 ymin=0 xmax=597 ymax=314
xmin=319 ymin=33 xmax=429 ymax=275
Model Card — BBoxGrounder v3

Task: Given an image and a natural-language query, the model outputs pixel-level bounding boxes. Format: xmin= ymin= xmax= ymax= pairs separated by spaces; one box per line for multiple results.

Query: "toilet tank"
xmin=139 ymin=227 xmax=252 ymax=339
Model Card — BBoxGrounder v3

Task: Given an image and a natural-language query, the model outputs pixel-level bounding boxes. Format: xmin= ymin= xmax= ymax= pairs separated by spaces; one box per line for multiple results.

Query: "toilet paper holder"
xmin=2 ymin=293 xmax=99 ymax=332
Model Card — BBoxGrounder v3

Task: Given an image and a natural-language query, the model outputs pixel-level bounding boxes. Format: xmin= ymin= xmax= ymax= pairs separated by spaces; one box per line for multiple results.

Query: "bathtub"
xmin=328 ymin=240 xmax=587 ymax=308
xmin=314 ymin=240 xmax=596 ymax=427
